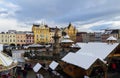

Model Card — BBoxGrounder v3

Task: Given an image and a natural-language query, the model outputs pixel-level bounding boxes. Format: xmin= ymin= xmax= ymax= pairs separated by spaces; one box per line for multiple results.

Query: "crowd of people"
xmin=15 ymin=64 xmax=29 ymax=78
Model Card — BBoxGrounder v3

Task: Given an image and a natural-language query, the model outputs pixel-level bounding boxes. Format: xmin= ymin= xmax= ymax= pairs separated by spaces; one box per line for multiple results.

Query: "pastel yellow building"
xmin=0 ymin=32 xmax=9 ymax=44
xmin=0 ymin=30 xmax=16 ymax=45
xmin=64 ymin=23 xmax=77 ymax=42
xmin=32 ymin=24 xmax=50 ymax=44
xmin=8 ymin=31 xmax=16 ymax=45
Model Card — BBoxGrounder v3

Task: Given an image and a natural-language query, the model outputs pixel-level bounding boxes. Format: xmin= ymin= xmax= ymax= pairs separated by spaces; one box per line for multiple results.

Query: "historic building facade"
xmin=0 ymin=30 xmax=16 ymax=45
xmin=16 ymin=31 xmax=26 ymax=46
xmin=32 ymin=24 xmax=62 ymax=44
xmin=0 ymin=32 xmax=9 ymax=44
xmin=26 ymin=32 xmax=34 ymax=45
xmin=49 ymin=28 xmax=62 ymax=44
xmin=32 ymin=24 xmax=50 ymax=44
xmin=63 ymin=23 xmax=77 ymax=42
xmin=76 ymin=32 xmax=88 ymax=42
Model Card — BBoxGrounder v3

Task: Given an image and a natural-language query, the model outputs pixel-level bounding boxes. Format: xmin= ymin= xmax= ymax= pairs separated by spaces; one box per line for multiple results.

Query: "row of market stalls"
xmin=32 ymin=60 xmax=60 ymax=78
xmin=60 ymin=36 xmax=120 ymax=78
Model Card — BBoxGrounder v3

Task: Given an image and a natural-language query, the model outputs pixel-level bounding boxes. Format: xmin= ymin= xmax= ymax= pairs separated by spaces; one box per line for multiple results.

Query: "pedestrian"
xmin=7 ymin=73 xmax=11 ymax=78
xmin=22 ymin=69 xmax=28 ymax=78
xmin=17 ymin=73 xmax=21 ymax=78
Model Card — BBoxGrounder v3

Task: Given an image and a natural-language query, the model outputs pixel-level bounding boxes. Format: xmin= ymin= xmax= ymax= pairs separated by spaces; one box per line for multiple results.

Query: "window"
xmin=37 ymin=35 xmax=38 ymax=37
xmin=10 ymin=39 xmax=12 ymax=42
xmin=13 ymin=40 xmax=15 ymax=42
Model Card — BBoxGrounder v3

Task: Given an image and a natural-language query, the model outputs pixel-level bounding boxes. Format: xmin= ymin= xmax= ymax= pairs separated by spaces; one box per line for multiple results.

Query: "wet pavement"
xmin=16 ymin=68 xmax=120 ymax=78
xmin=21 ymin=70 xmax=120 ymax=78
xmin=107 ymin=72 xmax=120 ymax=78
xmin=27 ymin=70 xmax=36 ymax=78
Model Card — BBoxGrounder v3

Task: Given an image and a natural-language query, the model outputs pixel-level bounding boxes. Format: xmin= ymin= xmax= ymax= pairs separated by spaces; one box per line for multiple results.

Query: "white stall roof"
xmin=107 ymin=36 xmax=117 ymax=41
xmin=49 ymin=61 xmax=59 ymax=70
xmin=71 ymin=44 xmax=80 ymax=48
xmin=63 ymin=35 xmax=70 ymax=39
xmin=28 ymin=44 xmax=44 ymax=48
xmin=0 ymin=52 xmax=13 ymax=66
xmin=62 ymin=52 xmax=98 ymax=70
xmin=62 ymin=42 xmax=119 ymax=70
xmin=76 ymin=42 xmax=119 ymax=60
xmin=61 ymin=39 xmax=73 ymax=43
xmin=33 ymin=63 xmax=42 ymax=72
xmin=0 ymin=44 xmax=3 ymax=51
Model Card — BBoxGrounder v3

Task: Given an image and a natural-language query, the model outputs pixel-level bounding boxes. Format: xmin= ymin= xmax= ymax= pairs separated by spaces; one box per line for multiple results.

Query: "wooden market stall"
xmin=61 ymin=52 xmax=106 ymax=78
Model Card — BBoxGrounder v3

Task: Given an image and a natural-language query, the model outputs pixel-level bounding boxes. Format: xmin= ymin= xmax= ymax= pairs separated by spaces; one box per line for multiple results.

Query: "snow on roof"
xmin=45 ymin=45 xmax=51 ymax=48
xmin=26 ymin=32 xmax=33 ymax=35
xmin=71 ymin=44 xmax=80 ymax=48
xmin=76 ymin=42 xmax=119 ymax=60
xmin=62 ymin=42 xmax=119 ymax=70
xmin=33 ymin=63 xmax=42 ymax=72
xmin=16 ymin=58 xmax=25 ymax=62
xmin=49 ymin=61 xmax=59 ymax=70
xmin=62 ymin=52 xmax=99 ymax=70
xmin=0 ymin=44 xmax=3 ymax=51
xmin=61 ymin=39 xmax=74 ymax=43
xmin=28 ymin=44 xmax=44 ymax=48
xmin=0 ymin=52 xmax=13 ymax=66
xmin=107 ymin=36 xmax=117 ymax=41
xmin=63 ymin=35 xmax=70 ymax=39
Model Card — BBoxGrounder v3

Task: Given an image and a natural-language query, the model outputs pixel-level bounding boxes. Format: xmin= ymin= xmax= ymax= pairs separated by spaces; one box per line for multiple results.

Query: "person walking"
xmin=22 ymin=69 xmax=28 ymax=78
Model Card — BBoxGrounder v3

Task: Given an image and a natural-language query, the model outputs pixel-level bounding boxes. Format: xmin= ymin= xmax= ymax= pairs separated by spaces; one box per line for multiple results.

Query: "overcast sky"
xmin=0 ymin=0 xmax=120 ymax=32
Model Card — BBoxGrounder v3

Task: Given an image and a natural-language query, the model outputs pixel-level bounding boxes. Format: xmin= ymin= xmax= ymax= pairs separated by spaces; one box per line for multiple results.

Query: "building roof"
xmin=0 ymin=52 xmax=13 ymax=66
xmin=62 ymin=42 xmax=119 ymax=70
xmin=49 ymin=61 xmax=59 ymax=70
xmin=33 ymin=63 xmax=42 ymax=72
xmin=26 ymin=32 xmax=34 ymax=35
xmin=0 ymin=44 xmax=16 ymax=66
xmin=62 ymin=52 xmax=99 ymax=70
xmin=71 ymin=44 xmax=80 ymax=48
xmin=27 ymin=44 xmax=44 ymax=48
xmin=0 ymin=44 xmax=3 ymax=51
xmin=61 ymin=35 xmax=74 ymax=43
xmin=76 ymin=42 xmax=119 ymax=60
xmin=107 ymin=36 xmax=117 ymax=41
xmin=61 ymin=39 xmax=74 ymax=43
xmin=33 ymin=24 xmax=40 ymax=27
xmin=63 ymin=35 xmax=70 ymax=39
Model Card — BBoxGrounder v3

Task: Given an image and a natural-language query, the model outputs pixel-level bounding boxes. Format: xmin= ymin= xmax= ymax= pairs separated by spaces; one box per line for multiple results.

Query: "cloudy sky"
xmin=0 ymin=0 xmax=120 ymax=32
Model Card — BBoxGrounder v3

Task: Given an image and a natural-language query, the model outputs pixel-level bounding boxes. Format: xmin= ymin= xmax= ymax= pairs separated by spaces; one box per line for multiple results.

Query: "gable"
xmin=106 ymin=44 xmax=120 ymax=59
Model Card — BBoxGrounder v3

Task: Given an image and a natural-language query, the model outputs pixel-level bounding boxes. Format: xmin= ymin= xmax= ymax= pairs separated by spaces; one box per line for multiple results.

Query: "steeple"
xmin=68 ymin=22 xmax=72 ymax=29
